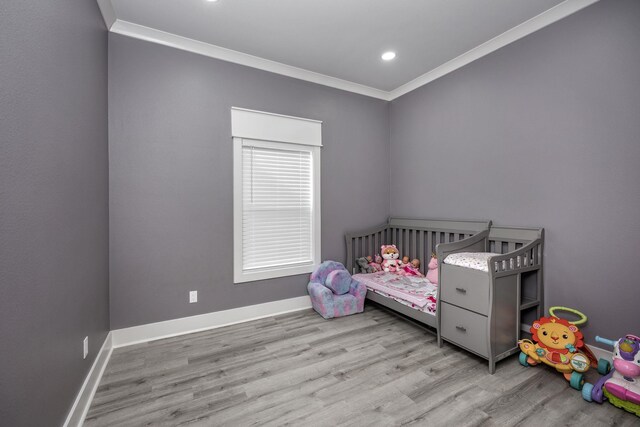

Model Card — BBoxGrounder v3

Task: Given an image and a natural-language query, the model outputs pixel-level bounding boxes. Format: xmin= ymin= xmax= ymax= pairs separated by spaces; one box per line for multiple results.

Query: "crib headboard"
xmin=345 ymin=217 xmax=491 ymax=275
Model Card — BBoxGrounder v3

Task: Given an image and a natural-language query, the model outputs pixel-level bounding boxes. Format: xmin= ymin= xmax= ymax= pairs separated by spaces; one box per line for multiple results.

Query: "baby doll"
xmin=400 ymin=258 xmax=423 ymax=276
xmin=369 ymin=254 xmax=382 ymax=272
xmin=401 ymin=256 xmax=410 ymax=267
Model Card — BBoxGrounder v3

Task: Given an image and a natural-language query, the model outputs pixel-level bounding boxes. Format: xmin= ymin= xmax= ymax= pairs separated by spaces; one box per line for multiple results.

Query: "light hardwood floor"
xmin=86 ymin=305 xmax=637 ymax=426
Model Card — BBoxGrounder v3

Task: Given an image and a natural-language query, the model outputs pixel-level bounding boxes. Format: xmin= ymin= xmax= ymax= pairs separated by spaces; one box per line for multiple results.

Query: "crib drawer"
xmin=440 ymin=302 xmax=488 ymax=357
xmin=440 ymin=264 xmax=489 ymax=315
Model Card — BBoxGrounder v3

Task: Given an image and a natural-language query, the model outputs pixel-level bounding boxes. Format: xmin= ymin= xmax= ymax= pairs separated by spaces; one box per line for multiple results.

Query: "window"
xmin=232 ymin=108 xmax=321 ymax=283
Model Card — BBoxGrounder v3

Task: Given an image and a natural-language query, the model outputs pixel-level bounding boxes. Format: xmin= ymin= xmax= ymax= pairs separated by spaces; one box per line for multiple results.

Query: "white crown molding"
xmin=97 ymin=0 xmax=116 ymax=30
xmin=63 ymin=332 xmax=113 ymax=427
xmin=388 ymin=0 xmax=600 ymax=100
xmin=111 ymin=296 xmax=312 ymax=348
xmin=108 ymin=19 xmax=390 ymax=101
xmin=98 ymin=0 xmax=598 ymax=101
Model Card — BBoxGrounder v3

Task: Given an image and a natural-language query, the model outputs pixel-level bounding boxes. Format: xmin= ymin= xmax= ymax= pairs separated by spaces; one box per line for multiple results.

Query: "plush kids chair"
xmin=307 ymin=261 xmax=366 ymax=319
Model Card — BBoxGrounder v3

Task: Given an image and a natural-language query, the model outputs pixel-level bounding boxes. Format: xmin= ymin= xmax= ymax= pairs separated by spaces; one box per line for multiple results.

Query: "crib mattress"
xmin=443 ymin=252 xmax=521 ymax=272
xmin=353 ymin=272 xmax=437 ymax=315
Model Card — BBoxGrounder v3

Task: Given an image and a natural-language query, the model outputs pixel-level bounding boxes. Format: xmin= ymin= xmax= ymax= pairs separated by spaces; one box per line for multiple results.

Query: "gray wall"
xmin=108 ymin=33 xmax=389 ymax=329
xmin=0 ymin=1 xmax=109 ymax=425
xmin=389 ymin=0 xmax=640 ymax=342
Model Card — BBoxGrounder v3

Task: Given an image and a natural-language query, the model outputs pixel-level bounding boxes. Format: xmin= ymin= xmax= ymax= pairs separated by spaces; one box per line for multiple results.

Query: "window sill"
xmin=234 ymin=263 xmax=316 ymax=284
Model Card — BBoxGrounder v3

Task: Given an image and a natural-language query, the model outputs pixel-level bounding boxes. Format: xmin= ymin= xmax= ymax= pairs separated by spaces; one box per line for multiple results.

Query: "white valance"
xmin=231 ymin=107 xmax=322 ymax=147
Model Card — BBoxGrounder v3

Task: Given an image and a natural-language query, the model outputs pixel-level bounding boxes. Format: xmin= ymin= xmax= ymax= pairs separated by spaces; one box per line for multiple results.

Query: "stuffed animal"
xmin=381 ymin=245 xmax=401 ymax=272
xmin=426 ymin=254 xmax=438 ymax=284
xmin=356 ymin=257 xmax=375 ymax=274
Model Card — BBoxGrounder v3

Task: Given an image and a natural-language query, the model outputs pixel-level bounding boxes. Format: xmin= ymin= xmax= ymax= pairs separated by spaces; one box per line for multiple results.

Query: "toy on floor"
xmin=582 ymin=335 xmax=640 ymax=417
xmin=518 ymin=306 xmax=609 ymax=390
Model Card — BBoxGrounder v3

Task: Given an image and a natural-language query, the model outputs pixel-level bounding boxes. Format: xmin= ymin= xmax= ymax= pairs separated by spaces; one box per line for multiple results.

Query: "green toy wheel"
xmin=519 ymin=352 xmax=529 ymax=367
xmin=582 ymin=382 xmax=594 ymax=402
xmin=597 ymin=358 xmax=611 ymax=375
xmin=570 ymin=371 xmax=584 ymax=390
xmin=548 ymin=306 xmax=587 ymax=326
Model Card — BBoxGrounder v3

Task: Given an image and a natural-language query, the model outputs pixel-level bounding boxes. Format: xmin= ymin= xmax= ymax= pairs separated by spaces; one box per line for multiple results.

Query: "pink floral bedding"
xmin=353 ymin=272 xmax=438 ymax=314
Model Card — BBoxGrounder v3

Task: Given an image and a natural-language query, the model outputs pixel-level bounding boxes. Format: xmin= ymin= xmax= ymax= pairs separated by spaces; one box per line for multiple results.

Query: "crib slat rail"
xmin=345 ymin=218 xmax=491 ymax=275
xmin=486 ymin=227 xmax=544 ymax=276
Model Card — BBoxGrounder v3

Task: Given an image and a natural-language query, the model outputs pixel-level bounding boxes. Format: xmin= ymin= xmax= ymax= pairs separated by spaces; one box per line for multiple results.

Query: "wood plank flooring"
xmin=86 ymin=305 xmax=638 ymax=426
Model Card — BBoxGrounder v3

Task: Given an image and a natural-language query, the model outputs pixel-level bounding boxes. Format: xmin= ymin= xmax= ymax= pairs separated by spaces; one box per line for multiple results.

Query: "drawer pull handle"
xmin=456 ymin=325 xmax=467 ymax=333
xmin=455 ymin=287 xmax=467 ymax=294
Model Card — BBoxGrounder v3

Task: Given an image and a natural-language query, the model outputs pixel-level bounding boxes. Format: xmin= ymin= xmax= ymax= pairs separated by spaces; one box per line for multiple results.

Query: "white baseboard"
xmin=111 ymin=296 xmax=312 ymax=348
xmin=62 ymin=296 xmax=311 ymax=425
xmin=63 ymin=332 xmax=113 ymax=427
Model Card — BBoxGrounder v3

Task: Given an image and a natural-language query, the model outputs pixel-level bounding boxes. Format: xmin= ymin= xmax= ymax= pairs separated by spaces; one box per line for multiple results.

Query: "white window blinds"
xmin=241 ymin=143 xmax=314 ymax=271
xmin=232 ymin=107 xmax=321 ymax=283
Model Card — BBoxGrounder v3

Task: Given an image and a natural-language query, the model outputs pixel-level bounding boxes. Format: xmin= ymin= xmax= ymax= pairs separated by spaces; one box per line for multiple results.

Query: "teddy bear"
xmin=381 ymin=244 xmax=401 ymax=272
xmin=426 ymin=253 xmax=438 ymax=284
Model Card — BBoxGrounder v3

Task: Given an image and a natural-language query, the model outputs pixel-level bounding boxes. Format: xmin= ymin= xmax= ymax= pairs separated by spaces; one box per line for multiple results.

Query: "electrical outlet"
xmin=189 ymin=291 xmax=198 ymax=303
xmin=83 ymin=336 xmax=89 ymax=359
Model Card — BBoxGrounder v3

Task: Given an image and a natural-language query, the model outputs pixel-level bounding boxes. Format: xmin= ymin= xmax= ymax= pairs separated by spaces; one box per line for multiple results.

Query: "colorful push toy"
xmin=582 ymin=335 xmax=640 ymax=417
xmin=518 ymin=306 xmax=610 ymax=390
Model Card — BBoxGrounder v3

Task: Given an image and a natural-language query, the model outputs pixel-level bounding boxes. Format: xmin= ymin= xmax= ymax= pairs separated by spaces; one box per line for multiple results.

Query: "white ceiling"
xmin=99 ymin=0 xmax=597 ymax=100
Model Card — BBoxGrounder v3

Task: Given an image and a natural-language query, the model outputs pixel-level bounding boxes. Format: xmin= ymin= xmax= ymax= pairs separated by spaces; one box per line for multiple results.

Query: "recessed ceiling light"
xmin=381 ymin=51 xmax=396 ymax=61
xmin=206 ymin=0 xmax=219 ymax=3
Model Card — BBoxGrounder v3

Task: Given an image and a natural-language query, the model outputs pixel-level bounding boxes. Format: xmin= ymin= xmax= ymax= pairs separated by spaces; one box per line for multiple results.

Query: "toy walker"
xmin=582 ymin=335 xmax=640 ymax=417
xmin=518 ymin=306 xmax=610 ymax=390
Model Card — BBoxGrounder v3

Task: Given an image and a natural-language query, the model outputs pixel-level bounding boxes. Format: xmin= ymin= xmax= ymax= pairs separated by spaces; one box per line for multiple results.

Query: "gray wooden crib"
xmin=345 ymin=217 xmax=492 ymax=329
xmin=345 ymin=217 xmax=544 ymax=374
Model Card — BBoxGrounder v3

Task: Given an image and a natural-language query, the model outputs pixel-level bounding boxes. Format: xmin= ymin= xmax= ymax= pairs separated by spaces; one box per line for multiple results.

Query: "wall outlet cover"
xmin=83 ymin=336 xmax=88 ymax=359
xmin=189 ymin=291 xmax=198 ymax=303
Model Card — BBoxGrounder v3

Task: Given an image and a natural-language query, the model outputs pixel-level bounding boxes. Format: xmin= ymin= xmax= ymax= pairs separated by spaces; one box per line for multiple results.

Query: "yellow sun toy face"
xmin=531 ymin=317 xmax=582 ymax=351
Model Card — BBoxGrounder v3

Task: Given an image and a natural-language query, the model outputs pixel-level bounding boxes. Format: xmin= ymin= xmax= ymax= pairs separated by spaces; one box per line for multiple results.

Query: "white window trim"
xmin=232 ymin=108 xmax=322 ymax=284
